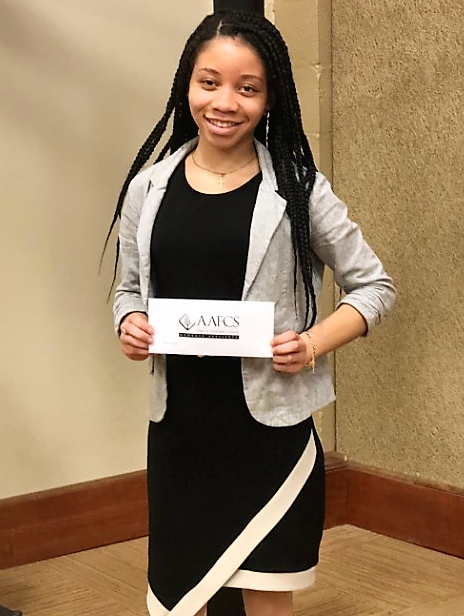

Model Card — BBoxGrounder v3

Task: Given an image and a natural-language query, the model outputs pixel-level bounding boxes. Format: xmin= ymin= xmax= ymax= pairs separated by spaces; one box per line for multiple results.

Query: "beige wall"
xmin=0 ymin=0 xmax=210 ymax=499
xmin=332 ymin=1 xmax=464 ymax=487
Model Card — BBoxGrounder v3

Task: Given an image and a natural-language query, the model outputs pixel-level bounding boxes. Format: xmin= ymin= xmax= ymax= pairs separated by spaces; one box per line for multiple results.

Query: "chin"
xmin=201 ymin=129 xmax=253 ymax=150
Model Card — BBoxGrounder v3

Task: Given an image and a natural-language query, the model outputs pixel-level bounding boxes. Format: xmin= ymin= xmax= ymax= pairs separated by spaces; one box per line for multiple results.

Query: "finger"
xmin=271 ymin=330 xmax=298 ymax=347
xmin=123 ymin=347 xmax=150 ymax=361
xmin=129 ymin=313 xmax=154 ymax=335
xmin=121 ymin=336 xmax=150 ymax=354
xmin=121 ymin=324 xmax=153 ymax=345
xmin=272 ymin=342 xmax=307 ymax=373
xmin=272 ymin=359 xmax=303 ymax=374
xmin=273 ymin=352 xmax=294 ymax=365
xmin=122 ymin=334 xmax=151 ymax=352
xmin=272 ymin=339 xmax=301 ymax=358
xmin=121 ymin=312 xmax=154 ymax=336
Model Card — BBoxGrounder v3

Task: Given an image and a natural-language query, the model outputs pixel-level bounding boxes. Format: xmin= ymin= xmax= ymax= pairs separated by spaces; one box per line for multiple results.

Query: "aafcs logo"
xmin=179 ymin=314 xmax=195 ymax=331
xmin=178 ymin=313 xmax=240 ymax=339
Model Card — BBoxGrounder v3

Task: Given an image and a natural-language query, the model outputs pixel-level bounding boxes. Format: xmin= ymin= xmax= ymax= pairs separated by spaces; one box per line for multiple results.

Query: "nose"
xmin=212 ymin=86 xmax=239 ymax=113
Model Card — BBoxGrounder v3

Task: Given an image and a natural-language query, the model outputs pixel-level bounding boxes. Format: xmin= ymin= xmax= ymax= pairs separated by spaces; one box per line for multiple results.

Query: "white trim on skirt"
xmin=147 ymin=431 xmax=317 ymax=616
xmin=224 ymin=566 xmax=316 ymax=591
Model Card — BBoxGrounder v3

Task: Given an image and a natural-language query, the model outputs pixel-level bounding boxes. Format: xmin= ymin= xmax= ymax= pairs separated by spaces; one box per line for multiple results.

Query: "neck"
xmin=193 ymin=141 xmax=256 ymax=173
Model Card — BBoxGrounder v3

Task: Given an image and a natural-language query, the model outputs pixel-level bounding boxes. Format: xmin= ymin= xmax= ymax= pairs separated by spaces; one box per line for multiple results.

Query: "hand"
xmin=119 ymin=312 xmax=154 ymax=361
xmin=271 ymin=330 xmax=311 ymax=374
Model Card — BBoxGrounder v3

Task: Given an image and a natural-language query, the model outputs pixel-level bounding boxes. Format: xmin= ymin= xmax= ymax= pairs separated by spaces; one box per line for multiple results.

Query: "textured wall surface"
xmin=333 ymin=1 xmax=464 ymax=486
xmin=275 ymin=0 xmax=335 ymax=449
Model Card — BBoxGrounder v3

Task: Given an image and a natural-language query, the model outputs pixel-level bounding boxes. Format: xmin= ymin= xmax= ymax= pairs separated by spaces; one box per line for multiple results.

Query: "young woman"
xmin=109 ymin=10 xmax=395 ymax=616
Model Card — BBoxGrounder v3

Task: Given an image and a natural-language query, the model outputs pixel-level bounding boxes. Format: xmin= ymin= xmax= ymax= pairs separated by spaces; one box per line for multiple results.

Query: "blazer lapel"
xmin=136 ymin=184 xmax=166 ymax=300
xmin=242 ymin=144 xmax=287 ymax=299
xmin=137 ymin=139 xmax=198 ymax=298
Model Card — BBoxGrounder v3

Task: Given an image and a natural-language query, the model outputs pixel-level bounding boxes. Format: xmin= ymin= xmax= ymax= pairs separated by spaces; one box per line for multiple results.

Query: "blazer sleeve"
xmin=112 ymin=183 xmax=147 ymax=334
xmin=309 ymin=172 xmax=396 ymax=332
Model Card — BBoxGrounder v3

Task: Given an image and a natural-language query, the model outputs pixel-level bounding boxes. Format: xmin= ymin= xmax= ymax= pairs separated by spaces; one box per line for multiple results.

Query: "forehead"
xmin=194 ymin=36 xmax=265 ymax=75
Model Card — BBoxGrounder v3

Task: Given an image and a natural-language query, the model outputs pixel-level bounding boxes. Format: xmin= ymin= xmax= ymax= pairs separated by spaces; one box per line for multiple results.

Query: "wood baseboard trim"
xmin=0 ymin=471 xmax=148 ymax=569
xmin=324 ymin=453 xmax=349 ymax=529
xmin=1 ymin=455 xmax=463 ymax=569
xmin=325 ymin=454 xmax=464 ymax=559
xmin=345 ymin=461 xmax=464 ymax=558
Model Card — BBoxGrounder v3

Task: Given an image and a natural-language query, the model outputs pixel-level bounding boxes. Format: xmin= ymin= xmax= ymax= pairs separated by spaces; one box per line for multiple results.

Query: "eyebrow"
xmin=197 ymin=67 xmax=263 ymax=82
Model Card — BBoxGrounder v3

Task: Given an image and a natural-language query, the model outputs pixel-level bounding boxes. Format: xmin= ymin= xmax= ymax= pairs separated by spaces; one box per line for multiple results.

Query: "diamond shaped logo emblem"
xmin=179 ymin=314 xmax=195 ymax=331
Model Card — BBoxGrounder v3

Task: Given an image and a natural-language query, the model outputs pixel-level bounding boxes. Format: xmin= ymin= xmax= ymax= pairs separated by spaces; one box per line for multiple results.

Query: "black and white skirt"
xmin=146 ymin=356 xmax=325 ymax=616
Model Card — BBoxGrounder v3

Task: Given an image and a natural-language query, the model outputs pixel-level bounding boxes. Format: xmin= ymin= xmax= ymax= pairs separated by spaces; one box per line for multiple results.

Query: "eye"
xmin=200 ymin=78 xmax=217 ymax=89
xmin=241 ymin=84 xmax=258 ymax=95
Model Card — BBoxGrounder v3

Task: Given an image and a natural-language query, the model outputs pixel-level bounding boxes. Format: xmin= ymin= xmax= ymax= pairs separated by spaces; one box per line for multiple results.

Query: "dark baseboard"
xmin=324 ymin=453 xmax=349 ymax=529
xmin=1 ymin=455 xmax=463 ymax=569
xmin=344 ymin=460 xmax=464 ymax=558
xmin=325 ymin=454 xmax=464 ymax=558
xmin=0 ymin=471 xmax=148 ymax=569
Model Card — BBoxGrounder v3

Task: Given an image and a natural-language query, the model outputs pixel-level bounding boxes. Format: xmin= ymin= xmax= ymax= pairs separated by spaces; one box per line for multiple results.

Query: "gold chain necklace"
xmin=191 ymin=150 xmax=257 ymax=190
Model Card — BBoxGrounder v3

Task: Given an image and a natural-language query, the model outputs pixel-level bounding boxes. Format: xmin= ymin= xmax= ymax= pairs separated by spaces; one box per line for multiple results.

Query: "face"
xmin=188 ymin=36 xmax=268 ymax=151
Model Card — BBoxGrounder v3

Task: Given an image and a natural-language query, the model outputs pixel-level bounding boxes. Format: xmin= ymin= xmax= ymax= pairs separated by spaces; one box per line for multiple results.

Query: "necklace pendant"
xmin=218 ymin=174 xmax=225 ymax=190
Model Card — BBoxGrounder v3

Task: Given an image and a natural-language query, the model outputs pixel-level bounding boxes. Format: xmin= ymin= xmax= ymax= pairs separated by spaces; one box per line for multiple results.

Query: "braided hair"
xmin=105 ymin=10 xmax=318 ymax=327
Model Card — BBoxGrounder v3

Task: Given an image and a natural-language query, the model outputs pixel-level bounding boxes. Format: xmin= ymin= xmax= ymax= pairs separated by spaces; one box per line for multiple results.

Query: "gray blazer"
xmin=114 ymin=138 xmax=396 ymax=427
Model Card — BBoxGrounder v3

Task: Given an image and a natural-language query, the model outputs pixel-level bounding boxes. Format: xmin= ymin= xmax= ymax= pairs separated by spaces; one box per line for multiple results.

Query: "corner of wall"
xmin=274 ymin=0 xmax=336 ymax=450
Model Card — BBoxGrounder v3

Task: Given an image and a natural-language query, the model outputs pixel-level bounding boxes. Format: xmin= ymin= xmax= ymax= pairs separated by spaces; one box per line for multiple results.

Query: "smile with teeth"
xmin=207 ymin=118 xmax=240 ymax=128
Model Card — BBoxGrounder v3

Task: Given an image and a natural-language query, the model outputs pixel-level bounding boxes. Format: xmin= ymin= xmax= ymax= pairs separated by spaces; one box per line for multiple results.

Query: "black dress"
xmin=146 ymin=161 xmax=325 ymax=616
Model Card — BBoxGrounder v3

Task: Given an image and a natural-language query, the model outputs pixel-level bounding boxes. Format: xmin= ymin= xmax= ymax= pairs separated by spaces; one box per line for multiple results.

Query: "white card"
xmin=148 ymin=298 xmax=274 ymax=358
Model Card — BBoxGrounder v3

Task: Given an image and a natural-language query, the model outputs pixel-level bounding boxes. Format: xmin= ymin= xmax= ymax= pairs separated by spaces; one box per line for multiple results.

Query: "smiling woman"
xmin=190 ymin=40 xmax=266 ymax=140
xmin=186 ymin=37 xmax=267 ymax=193
xmin=106 ymin=9 xmax=395 ymax=616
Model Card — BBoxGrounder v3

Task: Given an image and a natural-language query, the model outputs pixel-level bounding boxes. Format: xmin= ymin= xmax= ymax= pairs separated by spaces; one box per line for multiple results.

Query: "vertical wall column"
xmin=275 ymin=0 xmax=335 ymax=449
xmin=213 ymin=0 xmax=264 ymax=13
